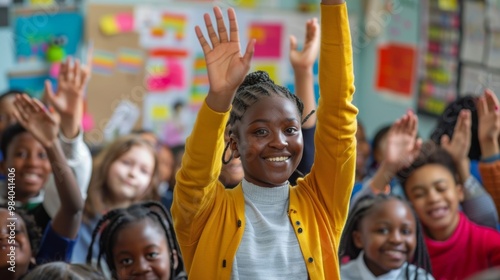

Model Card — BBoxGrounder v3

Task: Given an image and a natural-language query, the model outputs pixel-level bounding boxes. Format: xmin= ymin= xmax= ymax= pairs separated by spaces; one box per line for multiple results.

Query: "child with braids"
xmin=86 ymin=201 xmax=186 ymax=280
xmin=171 ymin=0 xmax=356 ymax=278
xmin=0 ymin=94 xmax=83 ymax=280
xmin=339 ymin=194 xmax=433 ymax=280
xmin=71 ymin=134 xmax=160 ymax=263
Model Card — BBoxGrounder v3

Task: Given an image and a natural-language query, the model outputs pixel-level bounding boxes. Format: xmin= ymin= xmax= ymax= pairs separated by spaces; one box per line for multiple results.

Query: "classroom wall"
xmin=0 ymin=0 xmax=438 ymax=142
xmin=351 ymin=0 xmax=436 ymax=140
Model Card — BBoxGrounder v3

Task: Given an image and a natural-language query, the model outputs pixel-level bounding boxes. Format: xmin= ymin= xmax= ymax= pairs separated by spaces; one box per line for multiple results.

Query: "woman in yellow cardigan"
xmin=171 ymin=0 xmax=357 ymax=279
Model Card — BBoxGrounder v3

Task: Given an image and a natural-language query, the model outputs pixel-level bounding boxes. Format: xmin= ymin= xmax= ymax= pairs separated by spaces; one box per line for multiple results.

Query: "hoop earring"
xmin=222 ymin=142 xmax=234 ymax=165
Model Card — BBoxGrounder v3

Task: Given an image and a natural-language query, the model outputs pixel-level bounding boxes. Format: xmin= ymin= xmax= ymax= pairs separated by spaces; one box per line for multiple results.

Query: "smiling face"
xmin=107 ymin=145 xmax=155 ymax=205
xmin=404 ymin=164 xmax=463 ymax=241
xmin=2 ymin=132 xmax=51 ymax=203
xmin=112 ymin=219 xmax=173 ymax=280
xmin=231 ymin=96 xmax=303 ymax=187
xmin=353 ymin=198 xmax=416 ymax=276
xmin=0 ymin=209 xmax=32 ymax=278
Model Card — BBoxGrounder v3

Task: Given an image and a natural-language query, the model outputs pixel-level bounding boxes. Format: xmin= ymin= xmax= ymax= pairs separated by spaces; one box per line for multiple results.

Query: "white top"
xmin=231 ymin=179 xmax=308 ymax=279
xmin=341 ymin=251 xmax=434 ymax=280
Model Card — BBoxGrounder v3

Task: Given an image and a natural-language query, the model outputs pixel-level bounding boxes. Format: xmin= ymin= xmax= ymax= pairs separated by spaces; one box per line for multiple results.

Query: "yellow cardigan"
xmin=172 ymin=3 xmax=357 ymax=279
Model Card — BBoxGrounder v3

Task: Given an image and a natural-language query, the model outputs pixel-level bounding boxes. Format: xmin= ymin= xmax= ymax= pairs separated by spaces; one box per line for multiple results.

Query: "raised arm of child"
xmin=289 ymin=18 xmax=319 ymax=183
xmin=440 ymin=108 xmax=498 ymax=228
xmin=478 ymin=89 xmax=500 ymax=220
xmin=352 ymin=111 xmax=421 ymax=206
xmin=42 ymin=54 xmax=93 ymax=219
xmin=290 ymin=18 xmax=319 ymax=129
xmin=306 ymin=0 xmax=356 ymax=232
xmin=171 ymin=6 xmax=254 ymax=273
xmin=13 ymin=95 xmax=83 ymax=239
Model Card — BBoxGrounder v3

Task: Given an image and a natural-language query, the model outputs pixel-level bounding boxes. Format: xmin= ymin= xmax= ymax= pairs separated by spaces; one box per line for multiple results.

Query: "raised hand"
xmin=370 ymin=110 xmax=422 ymax=191
xmin=289 ymin=18 xmax=320 ymax=71
xmin=477 ymin=89 xmax=500 ymax=158
xmin=13 ymin=94 xmax=59 ymax=148
xmin=440 ymin=109 xmax=471 ymax=162
xmin=384 ymin=110 xmax=422 ymax=173
xmin=197 ymin=7 xmax=255 ymax=112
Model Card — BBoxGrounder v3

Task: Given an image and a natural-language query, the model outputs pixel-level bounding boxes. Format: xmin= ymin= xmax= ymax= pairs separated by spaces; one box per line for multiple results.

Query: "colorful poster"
xmin=189 ymin=53 xmax=208 ymax=111
xmin=92 ymin=49 xmax=115 ymax=75
xmin=461 ymin=1 xmax=486 ymax=63
xmin=117 ymin=48 xmax=143 ymax=74
xmin=252 ymin=62 xmax=280 ymax=84
xmin=248 ymin=22 xmax=283 ymax=59
xmin=14 ymin=11 xmax=83 ymax=62
xmin=145 ymin=57 xmax=186 ymax=92
xmin=8 ymin=71 xmax=54 ymax=100
xmin=376 ymin=43 xmax=417 ymax=97
xmin=135 ymin=7 xmax=193 ymax=54
xmin=103 ymin=100 xmax=141 ymax=141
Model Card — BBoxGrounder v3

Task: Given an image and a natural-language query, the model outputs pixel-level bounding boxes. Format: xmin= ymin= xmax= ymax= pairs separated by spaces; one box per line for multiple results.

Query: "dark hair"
xmin=1 ymin=123 xmax=27 ymax=157
xmin=227 ymin=71 xmax=313 ymax=136
xmin=397 ymin=141 xmax=459 ymax=189
xmin=0 ymin=89 xmax=24 ymax=103
xmin=21 ymin=262 xmax=106 ymax=280
xmin=86 ymin=201 xmax=186 ymax=280
xmin=430 ymin=95 xmax=481 ymax=160
xmin=0 ymin=206 xmax=42 ymax=257
xmin=339 ymin=194 xmax=432 ymax=279
xmin=371 ymin=125 xmax=391 ymax=153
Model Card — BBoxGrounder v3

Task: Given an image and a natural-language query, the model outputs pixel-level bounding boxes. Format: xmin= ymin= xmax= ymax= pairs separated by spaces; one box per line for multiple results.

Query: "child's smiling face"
xmin=231 ymin=95 xmax=303 ymax=187
xmin=112 ymin=219 xmax=174 ymax=280
xmin=2 ymin=132 xmax=51 ymax=203
xmin=0 ymin=209 xmax=33 ymax=278
xmin=353 ymin=198 xmax=416 ymax=276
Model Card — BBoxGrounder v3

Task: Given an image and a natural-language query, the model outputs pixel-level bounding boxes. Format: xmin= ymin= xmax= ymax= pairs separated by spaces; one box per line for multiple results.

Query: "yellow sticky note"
xmin=100 ymin=15 xmax=119 ymax=36
xmin=30 ymin=0 xmax=54 ymax=5
xmin=438 ymin=0 xmax=458 ymax=11
xmin=254 ymin=64 xmax=279 ymax=84
xmin=240 ymin=0 xmax=257 ymax=8
xmin=151 ymin=106 xmax=169 ymax=121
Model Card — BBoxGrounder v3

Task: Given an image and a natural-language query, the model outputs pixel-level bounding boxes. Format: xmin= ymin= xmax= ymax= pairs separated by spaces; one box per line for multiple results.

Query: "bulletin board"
xmin=417 ymin=0 xmax=500 ymax=117
xmin=84 ymin=2 xmax=317 ymax=146
xmin=85 ymin=4 xmax=145 ymax=145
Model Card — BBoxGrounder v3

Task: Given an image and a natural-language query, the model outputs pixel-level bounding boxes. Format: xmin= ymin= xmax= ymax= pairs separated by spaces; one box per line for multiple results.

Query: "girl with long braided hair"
xmin=86 ymin=201 xmax=186 ymax=280
xmin=172 ymin=0 xmax=357 ymax=278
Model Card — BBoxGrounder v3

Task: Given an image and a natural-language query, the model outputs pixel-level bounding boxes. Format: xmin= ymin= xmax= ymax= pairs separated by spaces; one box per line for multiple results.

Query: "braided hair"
xmin=227 ymin=70 xmax=314 ymax=137
xmin=86 ymin=201 xmax=186 ymax=280
xmin=222 ymin=71 xmax=314 ymax=182
xmin=0 ymin=206 xmax=42 ymax=258
xmin=339 ymin=194 xmax=432 ymax=280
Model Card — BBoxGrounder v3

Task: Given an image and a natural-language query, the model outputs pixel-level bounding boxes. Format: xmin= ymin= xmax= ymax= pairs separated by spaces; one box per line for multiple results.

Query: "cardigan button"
xmin=298 ymin=228 xmax=303 ymax=233
xmin=296 ymin=221 xmax=301 ymax=226
xmin=308 ymin=257 xmax=313 ymax=263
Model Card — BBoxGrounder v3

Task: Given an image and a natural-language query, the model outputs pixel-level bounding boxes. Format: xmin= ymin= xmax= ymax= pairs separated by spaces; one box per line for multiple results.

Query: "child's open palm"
xmin=197 ymin=7 xmax=255 ymax=110
xmin=385 ymin=111 xmax=422 ymax=172
xmin=44 ymin=52 xmax=92 ymax=118
xmin=289 ymin=18 xmax=320 ymax=70
xmin=13 ymin=94 xmax=59 ymax=148
xmin=440 ymin=109 xmax=471 ymax=163
xmin=477 ymin=89 xmax=500 ymax=157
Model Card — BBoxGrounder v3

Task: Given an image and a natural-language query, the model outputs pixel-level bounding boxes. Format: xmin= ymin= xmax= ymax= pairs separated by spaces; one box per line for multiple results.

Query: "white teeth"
xmin=23 ymin=173 xmax=39 ymax=179
xmin=267 ymin=157 xmax=289 ymax=162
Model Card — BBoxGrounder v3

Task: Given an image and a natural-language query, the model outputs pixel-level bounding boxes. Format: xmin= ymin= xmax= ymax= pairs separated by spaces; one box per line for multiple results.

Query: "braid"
xmin=228 ymin=71 xmax=305 ymax=134
xmin=87 ymin=202 xmax=186 ymax=280
xmin=339 ymin=194 xmax=432 ymax=279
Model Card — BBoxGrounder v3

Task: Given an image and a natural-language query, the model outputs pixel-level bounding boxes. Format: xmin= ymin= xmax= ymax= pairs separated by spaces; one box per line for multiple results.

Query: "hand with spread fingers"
xmin=477 ymin=89 xmax=500 ymax=158
xmin=44 ymin=48 xmax=93 ymax=138
xmin=13 ymin=94 xmax=59 ymax=148
xmin=197 ymin=6 xmax=255 ymax=112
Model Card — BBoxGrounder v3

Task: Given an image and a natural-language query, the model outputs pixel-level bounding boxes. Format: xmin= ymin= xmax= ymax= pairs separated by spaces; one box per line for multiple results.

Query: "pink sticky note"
xmin=82 ymin=113 xmax=95 ymax=132
xmin=49 ymin=63 xmax=61 ymax=78
xmin=115 ymin=13 xmax=134 ymax=32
